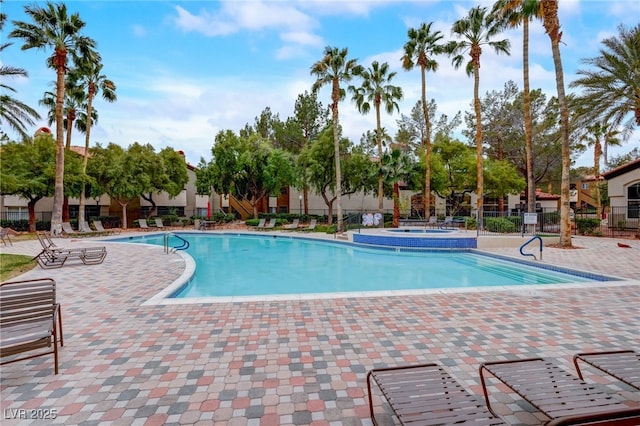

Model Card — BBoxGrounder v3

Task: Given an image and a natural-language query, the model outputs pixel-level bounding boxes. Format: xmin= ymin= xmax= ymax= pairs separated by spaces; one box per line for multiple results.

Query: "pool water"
xmin=114 ymin=233 xmax=608 ymax=298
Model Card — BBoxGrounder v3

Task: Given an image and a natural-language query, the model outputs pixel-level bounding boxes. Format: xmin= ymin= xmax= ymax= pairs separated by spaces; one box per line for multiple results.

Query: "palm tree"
xmin=492 ymin=0 xmax=542 ymax=217
xmin=0 ymin=12 xmax=40 ymax=139
xmin=382 ymin=149 xmax=414 ymax=227
xmin=540 ymin=0 xmax=572 ymax=247
xmin=40 ymin=81 xmax=86 ymax=149
xmin=350 ymin=61 xmax=403 ymax=216
xmin=69 ymin=59 xmax=117 ymax=226
xmin=310 ymin=46 xmax=359 ymax=232
xmin=402 ymin=22 xmax=445 ymax=219
xmin=570 ymin=24 xmax=640 ymax=135
xmin=10 ymin=2 xmax=97 ymax=234
xmin=448 ymin=6 xmax=510 ymax=229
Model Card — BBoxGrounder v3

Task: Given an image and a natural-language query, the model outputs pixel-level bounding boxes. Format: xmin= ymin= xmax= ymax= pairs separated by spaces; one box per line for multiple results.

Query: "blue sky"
xmin=2 ymin=0 xmax=639 ymax=168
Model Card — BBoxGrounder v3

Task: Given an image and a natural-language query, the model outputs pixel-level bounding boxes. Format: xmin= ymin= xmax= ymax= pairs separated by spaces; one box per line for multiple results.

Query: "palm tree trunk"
xmin=51 ymin=64 xmax=66 ymax=235
xmin=523 ymin=19 xmax=535 ymax=217
xmin=78 ymin=91 xmax=94 ymax=227
xmin=473 ymin=63 xmax=483 ymax=230
xmin=421 ymin=67 xmax=432 ymax=218
xmin=594 ymin=138 xmax=602 ymax=220
xmin=376 ymin=102 xmax=384 ymax=215
xmin=332 ymin=81 xmax=343 ymax=232
xmin=393 ymin=182 xmax=400 ymax=227
xmin=543 ymin=0 xmax=572 ymax=247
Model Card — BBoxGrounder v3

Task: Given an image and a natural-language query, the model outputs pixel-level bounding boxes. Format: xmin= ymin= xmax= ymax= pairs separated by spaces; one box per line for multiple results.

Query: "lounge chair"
xmin=283 ymin=218 xmax=300 ymax=230
xmin=426 ymin=216 xmax=438 ymax=228
xmin=438 ymin=216 xmax=454 ymax=229
xmin=0 ymin=227 xmax=13 ymax=246
xmin=78 ymin=221 xmax=99 ymax=234
xmin=0 ymin=278 xmax=64 ymax=374
xmin=154 ymin=218 xmax=165 ymax=229
xmin=573 ymin=350 xmax=640 ymax=391
xmin=61 ymin=221 xmax=80 ymax=236
xmin=264 ymin=218 xmax=276 ymax=229
xmin=34 ymin=232 xmax=107 ymax=269
xmin=480 ymin=357 xmax=640 ymax=425
xmin=254 ymin=218 xmax=266 ymax=229
xmin=302 ymin=218 xmax=317 ymax=231
xmin=367 ymin=363 xmax=505 ymax=425
xmin=93 ymin=220 xmax=119 ymax=235
xmin=138 ymin=218 xmax=154 ymax=230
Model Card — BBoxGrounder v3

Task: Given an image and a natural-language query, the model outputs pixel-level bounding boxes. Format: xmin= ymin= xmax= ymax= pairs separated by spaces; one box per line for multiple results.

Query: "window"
xmin=628 ymin=182 xmax=640 ymax=219
xmin=581 ymin=183 xmax=589 ymax=190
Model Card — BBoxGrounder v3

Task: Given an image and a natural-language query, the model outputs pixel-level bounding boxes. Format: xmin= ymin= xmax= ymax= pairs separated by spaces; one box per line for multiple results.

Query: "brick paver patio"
xmin=1 ymin=232 xmax=638 ymax=425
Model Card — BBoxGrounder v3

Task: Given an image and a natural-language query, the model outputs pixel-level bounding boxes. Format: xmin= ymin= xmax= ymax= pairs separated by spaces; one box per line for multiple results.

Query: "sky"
xmin=2 ymin=0 xmax=639 ymax=168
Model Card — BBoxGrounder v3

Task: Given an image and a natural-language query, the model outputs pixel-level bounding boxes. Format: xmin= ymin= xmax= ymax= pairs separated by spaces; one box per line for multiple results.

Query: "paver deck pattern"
xmin=1 ymin=232 xmax=639 ymax=425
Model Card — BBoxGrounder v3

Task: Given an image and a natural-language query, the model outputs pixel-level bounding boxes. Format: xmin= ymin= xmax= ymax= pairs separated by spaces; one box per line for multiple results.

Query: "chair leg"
xmin=58 ymin=307 xmax=64 ymax=347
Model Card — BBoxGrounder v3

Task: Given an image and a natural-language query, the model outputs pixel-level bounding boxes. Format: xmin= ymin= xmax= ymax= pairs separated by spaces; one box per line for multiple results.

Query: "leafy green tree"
xmin=69 ymin=59 xmax=117 ymax=225
xmin=88 ymin=143 xmax=143 ymax=229
xmin=402 ymin=22 xmax=446 ymax=218
xmin=448 ymin=6 xmax=510 ymax=226
xmin=463 ymin=83 xmax=564 ymax=204
xmin=199 ymin=130 xmax=296 ymax=219
xmin=483 ymin=158 xmax=526 ymax=211
xmin=431 ymin=135 xmax=477 ymax=216
xmin=539 ymin=0 xmax=572 ymax=246
xmin=300 ymin=127 xmax=376 ymax=223
xmin=492 ymin=0 xmax=543 ymax=215
xmin=288 ymin=92 xmax=329 ymax=214
xmin=10 ymin=2 xmax=98 ymax=234
xmin=310 ymin=46 xmax=359 ymax=232
xmin=0 ymin=133 xmax=83 ymax=231
xmin=0 ymin=12 xmax=41 ymax=139
xmin=129 ymin=144 xmax=188 ymax=218
xmin=351 ymin=60 xmax=403 ymax=214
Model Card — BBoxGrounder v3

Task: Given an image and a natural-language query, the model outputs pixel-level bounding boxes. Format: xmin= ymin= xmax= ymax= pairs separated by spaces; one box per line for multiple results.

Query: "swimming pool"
xmin=113 ymin=233 xmax=616 ymax=299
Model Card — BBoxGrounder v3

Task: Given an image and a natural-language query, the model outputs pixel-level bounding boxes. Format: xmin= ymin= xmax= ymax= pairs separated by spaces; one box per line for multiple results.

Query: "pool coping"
xmin=129 ymin=231 xmax=634 ymax=306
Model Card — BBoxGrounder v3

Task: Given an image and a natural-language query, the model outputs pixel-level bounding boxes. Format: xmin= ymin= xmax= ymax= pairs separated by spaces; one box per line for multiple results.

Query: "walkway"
xmin=1 ymin=233 xmax=639 ymax=425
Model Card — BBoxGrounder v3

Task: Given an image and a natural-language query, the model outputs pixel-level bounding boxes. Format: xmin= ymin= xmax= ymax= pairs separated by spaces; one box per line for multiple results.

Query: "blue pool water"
xmin=112 ymin=233 xmax=612 ymax=298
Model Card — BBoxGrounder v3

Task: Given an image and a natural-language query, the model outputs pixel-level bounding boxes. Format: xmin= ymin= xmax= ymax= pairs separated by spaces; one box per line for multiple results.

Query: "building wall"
xmin=607 ymin=168 xmax=640 ymax=207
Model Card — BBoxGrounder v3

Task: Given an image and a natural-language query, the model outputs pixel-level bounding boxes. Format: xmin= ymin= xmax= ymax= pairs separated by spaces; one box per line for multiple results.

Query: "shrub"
xmin=484 ymin=217 xmax=516 ymax=233
xmin=576 ymin=218 xmax=601 ymax=235
xmin=465 ymin=216 xmax=477 ymax=230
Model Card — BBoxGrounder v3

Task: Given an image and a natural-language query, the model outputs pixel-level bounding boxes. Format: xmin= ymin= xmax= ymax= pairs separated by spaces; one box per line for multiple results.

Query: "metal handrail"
xmin=520 ymin=235 xmax=542 ymax=260
xmin=164 ymin=233 xmax=190 ymax=253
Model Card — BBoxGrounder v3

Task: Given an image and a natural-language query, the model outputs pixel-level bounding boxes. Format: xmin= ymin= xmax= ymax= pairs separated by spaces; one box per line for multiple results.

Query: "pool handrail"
xmin=520 ymin=235 xmax=542 ymax=260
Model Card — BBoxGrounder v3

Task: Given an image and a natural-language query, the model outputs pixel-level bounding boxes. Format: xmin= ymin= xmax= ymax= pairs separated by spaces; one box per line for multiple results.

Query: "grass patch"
xmin=0 ymin=253 xmax=37 ymax=282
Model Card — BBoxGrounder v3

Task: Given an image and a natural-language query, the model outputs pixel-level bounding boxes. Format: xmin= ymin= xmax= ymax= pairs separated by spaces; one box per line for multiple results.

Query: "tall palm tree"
xmin=492 ymin=0 xmax=542 ymax=217
xmin=0 ymin=12 xmax=40 ymax=139
xmin=69 ymin=59 xmax=117 ymax=226
xmin=570 ymin=24 xmax=640 ymax=135
xmin=40 ymin=81 xmax=86 ymax=149
xmin=310 ymin=46 xmax=359 ymax=232
xmin=448 ymin=6 xmax=510 ymax=229
xmin=10 ymin=2 xmax=97 ymax=234
xmin=540 ymin=0 xmax=572 ymax=247
xmin=402 ymin=22 xmax=445 ymax=218
xmin=351 ymin=61 xmax=403 ymax=215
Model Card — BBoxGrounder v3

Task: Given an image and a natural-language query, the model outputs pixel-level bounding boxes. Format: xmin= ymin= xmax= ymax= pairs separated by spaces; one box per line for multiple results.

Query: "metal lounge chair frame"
xmin=264 ymin=218 xmax=276 ymax=229
xmin=283 ymin=218 xmax=300 ymax=230
xmin=154 ymin=218 xmax=165 ymax=229
xmin=34 ymin=232 xmax=107 ymax=269
xmin=367 ymin=363 xmax=505 ymax=425
xmin=573 ymin=350 xmax=640 ymax=391
xmin=302 ymin=218 xmax=317 ymax=231
xmin=480 ymin=357 xmax=640 ymax=425
xmin=0 ymin=227 xmax=13 ymax=246
xmin=0 ymin=278 xmax=64 ymax=375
